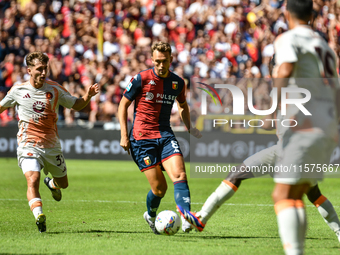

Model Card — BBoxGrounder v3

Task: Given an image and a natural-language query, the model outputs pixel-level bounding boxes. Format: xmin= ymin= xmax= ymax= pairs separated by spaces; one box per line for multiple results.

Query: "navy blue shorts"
xmin=130 ymin=135 xmax=183 ymax=172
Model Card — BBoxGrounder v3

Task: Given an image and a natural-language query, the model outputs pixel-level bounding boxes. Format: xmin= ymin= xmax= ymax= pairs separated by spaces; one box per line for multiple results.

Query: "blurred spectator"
xmin=0 ymin=0 xmax=339 ymax=129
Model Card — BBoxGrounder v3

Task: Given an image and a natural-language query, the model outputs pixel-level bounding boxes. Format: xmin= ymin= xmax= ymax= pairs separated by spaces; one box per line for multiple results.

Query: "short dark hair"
xmin=287 ymin=0 xmax=313 ymax=21
xmin=26 ymin=52 xmax=49 ymax=67
xmin=151 ymin=42 xmax=172 ymax=55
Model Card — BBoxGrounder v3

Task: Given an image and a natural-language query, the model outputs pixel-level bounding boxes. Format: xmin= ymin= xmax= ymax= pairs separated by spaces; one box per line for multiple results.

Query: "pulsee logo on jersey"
xmin=199 ymin=82 xmax=311 ymax=129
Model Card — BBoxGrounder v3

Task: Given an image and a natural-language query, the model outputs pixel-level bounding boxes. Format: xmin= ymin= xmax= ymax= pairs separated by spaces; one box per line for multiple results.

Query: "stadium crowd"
xmin=0 ymin=0 xmax=339 ymax=128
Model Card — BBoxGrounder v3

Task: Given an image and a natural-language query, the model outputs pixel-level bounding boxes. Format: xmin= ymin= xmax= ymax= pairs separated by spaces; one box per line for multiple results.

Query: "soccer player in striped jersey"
xmin=118 ymin=42 xmax=201 ymax=234
xmin=0 ymin=52 xmax=99 ymax=232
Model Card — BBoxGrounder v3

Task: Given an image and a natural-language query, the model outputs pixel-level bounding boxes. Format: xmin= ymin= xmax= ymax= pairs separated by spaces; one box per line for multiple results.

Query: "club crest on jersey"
xmin=46 ymin=92 xmax=53 ymax=99
xmin=144 ymin=156 xmax=151 ymax=166
xmin=145 ymin=92 xmax=154 ymax=101
xmin=172 ymin=81 xmax=178 ymax=90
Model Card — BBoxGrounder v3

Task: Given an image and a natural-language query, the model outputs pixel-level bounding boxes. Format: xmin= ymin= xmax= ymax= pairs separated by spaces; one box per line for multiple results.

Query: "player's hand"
xmin=189 ymin=127 xmax=202 ymax=138
xmin=88 ymin=83 xmax=99 ymax=97
xmin=120 ymin=137 xmax=131 ymax=155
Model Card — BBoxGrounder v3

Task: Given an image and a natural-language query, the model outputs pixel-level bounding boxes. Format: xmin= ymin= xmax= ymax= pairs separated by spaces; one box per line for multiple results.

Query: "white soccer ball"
xmin=155 ymin=210 xmax=181 ymax=235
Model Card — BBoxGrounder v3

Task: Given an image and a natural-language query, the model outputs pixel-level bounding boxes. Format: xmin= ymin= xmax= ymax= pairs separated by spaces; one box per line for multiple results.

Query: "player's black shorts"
xmin=130 ymin=134 xmax=183 ymax=172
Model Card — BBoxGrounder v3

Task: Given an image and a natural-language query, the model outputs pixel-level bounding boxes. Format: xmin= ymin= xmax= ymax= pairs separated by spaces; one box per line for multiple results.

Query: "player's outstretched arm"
xmin=177 ymin=100 xmax=202 ymax=138
xmin=72 ymin=83 xmax=99 ymax=111
xmin=118 ymin=96 xmax=132 ymax=155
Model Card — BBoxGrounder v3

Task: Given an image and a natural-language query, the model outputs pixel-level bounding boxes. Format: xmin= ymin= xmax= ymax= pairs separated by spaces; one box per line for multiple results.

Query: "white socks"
xmin=29 ymin=198 xmax=43 ymax=219
xmin=275 ymin=199 xmax=305 ymax=255
xmin=199 ymin=180 xmax=238 ymax=224
xmin=314 ymin=196 xmax=340 ymax=239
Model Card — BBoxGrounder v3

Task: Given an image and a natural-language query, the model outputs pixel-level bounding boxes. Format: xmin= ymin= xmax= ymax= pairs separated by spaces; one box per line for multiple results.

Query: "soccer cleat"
xmin=44 ymin=177 xmax=62 ymax=201
xmin=143 ymin=211 xmax=160 ymax=235
xmin=36 ymin=214 xmax=46 ymax=233
xmin=181 ymin=216 xmax=193 ymax=233
xmin=177 ymin=205 xmax=205 ymax=232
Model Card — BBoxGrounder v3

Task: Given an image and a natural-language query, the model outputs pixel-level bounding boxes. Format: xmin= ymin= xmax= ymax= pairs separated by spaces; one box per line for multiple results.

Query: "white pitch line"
xmin=1 ymin=198 xmax=339 ymax=208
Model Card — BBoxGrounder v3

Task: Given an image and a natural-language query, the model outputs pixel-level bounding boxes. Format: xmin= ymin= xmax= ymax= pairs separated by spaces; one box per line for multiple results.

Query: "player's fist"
xmin=189 ymin=127 xmax=202 ymax=138
xmin=120 ymin=137 xmax=131 ymax=155
xmin=89 ymin=83 xmax=99 ymax=97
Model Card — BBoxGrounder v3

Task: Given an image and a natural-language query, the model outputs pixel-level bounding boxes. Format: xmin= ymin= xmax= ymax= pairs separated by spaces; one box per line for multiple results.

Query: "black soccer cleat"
xmin=44 ymin=177 xmax=62 ymax=201
xmin=36 ymin=214 xmax=46 ymax=233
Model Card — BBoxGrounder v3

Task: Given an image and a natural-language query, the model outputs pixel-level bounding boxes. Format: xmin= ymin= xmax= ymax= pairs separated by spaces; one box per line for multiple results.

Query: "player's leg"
xmin=144 ymin=166 xmax=167 ymax=216
xmin=159 ymin=136 xmax=193 ymax=232
xmin=143 ymin=166 xmax=167 ymax=234
xmin=162 ymin=155 xmax=190 ymax=210
xmin=273 ymin=182 xmax=310 ymax=255
xmin=129 ymin=138 xmax=165 ymax=234
xmin=196 ymin=164 xmax=254 ymax=225
xmin=307 ymin=184 xmax=340 ymax=241
xmin=180 ymin=145 xmax=278 ymax=231
xmin=22 ymin=158 xmax=46 ymax=232
xmin=162 ymin=154 xmax=193 ymax=232
xmin=43 ymin=151 xmax=69 ymax=201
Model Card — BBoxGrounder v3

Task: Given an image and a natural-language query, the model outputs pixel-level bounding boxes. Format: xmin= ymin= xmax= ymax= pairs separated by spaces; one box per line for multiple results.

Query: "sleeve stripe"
xmin=46 ymin=80 xmax=69 ymax=92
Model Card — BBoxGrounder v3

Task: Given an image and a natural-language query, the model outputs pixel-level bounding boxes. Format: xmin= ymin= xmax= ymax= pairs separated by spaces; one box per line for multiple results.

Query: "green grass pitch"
xmin=1 ymin=158 xmax=340 ymax=254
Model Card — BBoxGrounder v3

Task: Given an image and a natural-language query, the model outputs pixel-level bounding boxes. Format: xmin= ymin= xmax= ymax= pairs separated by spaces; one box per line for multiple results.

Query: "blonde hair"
xmin=151 ymin=42 xmax=172 ymax=55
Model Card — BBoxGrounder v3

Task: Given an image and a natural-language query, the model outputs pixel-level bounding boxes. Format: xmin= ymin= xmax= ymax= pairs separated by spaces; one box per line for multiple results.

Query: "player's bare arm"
xmin=118 ymin=96 xmax=132 ymax=155
xmin=0 ymin=104 xmax=9 ymax=114
xmin=72 ymin=83 xmax=99 ymax=111
xmin=274 ymin=62 xmax=294 ymax=104
xmin=177 ymin=100 xmax=202 ymax=138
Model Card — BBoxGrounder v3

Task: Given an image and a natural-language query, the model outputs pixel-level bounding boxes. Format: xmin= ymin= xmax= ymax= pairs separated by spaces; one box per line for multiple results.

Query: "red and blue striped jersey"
xmin=123 ymin=68 xmax=186 ymax=140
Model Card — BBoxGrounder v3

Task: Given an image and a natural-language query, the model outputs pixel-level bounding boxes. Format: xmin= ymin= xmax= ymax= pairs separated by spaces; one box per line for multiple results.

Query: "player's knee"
xmin=272 ymin=189 xmax=281 ymax=203
xmin=307 ymin=185 xmax=322 ymax=203
xmin=174 ymin=172 xmax=187 ymax=181
xmin=27 ymin=177 xmax=40 ymax=188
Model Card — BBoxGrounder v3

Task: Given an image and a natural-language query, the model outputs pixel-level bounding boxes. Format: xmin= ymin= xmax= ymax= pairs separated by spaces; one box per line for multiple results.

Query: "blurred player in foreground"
xmin=271 ymin=0 xmax=339 ymax=253
xmin=179 ymin=1 xmax=340 ymax=253
xmin=118 ymin=42 xmax=201 ymax=234
xmin=179 ymin=56 xmax=340 ymax=244
xmin=0 ymin=52 xmax=99 ymax=232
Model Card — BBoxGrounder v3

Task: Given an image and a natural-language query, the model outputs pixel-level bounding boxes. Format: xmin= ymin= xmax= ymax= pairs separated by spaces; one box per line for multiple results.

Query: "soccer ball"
xmin=155 ymin=210 xmax=181 ymax=235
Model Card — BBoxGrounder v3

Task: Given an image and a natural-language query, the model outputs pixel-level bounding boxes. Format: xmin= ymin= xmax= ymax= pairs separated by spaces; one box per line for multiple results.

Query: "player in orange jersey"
xmin=0 ymin=52 xmax=99 ymax=232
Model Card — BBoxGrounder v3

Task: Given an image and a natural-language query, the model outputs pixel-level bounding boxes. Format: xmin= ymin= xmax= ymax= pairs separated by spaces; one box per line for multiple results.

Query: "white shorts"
xmin=274 ymin=131 xmax=336 ymax=185
xmin=18 ymin=146 xmax=67 ymax=178
xmin=243 ymin=144 xmax=279 ymax=177
xmin=21 ymin=158 xmax=42 ymax=174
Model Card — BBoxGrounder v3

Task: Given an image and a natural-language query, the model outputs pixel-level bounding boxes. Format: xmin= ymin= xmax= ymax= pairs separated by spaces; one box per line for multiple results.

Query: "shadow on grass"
xmin=173 ymin=235 xmax=334 ymax=241
xmin=46 ymin=230 xmax=335 ymax=242
xmin=47 ymin=229 xmax=150 ymax=234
